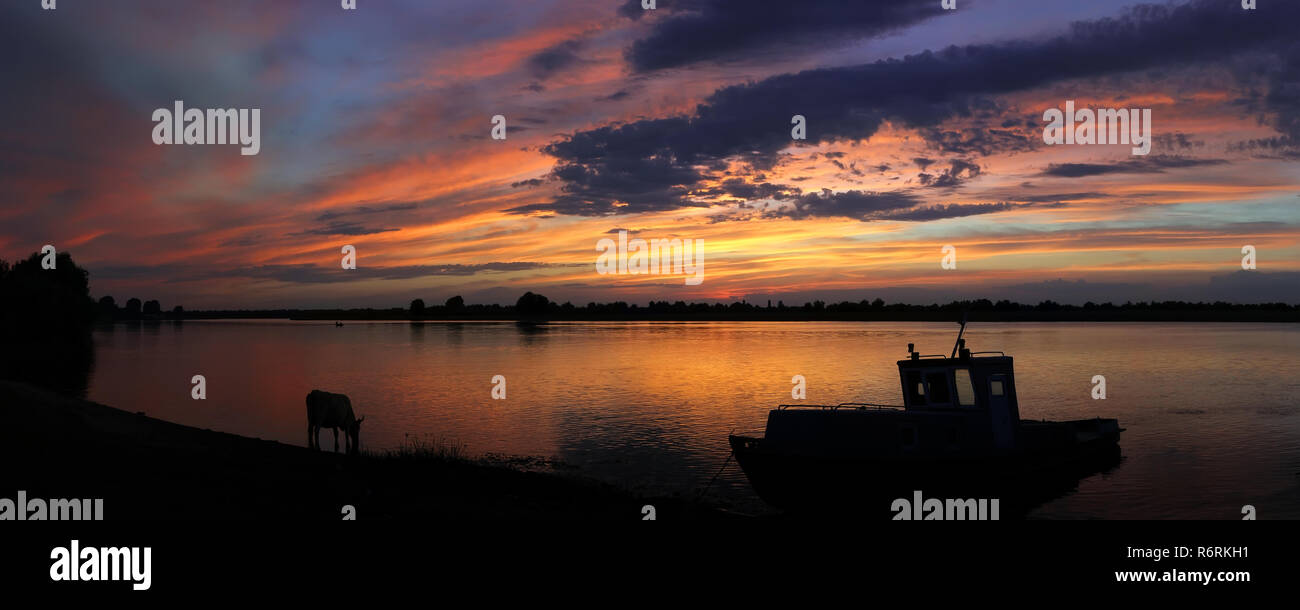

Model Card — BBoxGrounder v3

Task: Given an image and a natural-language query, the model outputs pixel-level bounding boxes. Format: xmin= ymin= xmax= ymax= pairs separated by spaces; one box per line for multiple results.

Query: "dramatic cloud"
xmin=289 ymin=223 xmax=401 ymax=237
xmin=877 ymin=202 xmax=1034 ymax=222
xmin=315 ymin=202 xmax=421 ymax=222
xmin=526 ymin=38 xmax=588 ymax=78
xmin=3 ymin=1 xmax=1298 ymax=308
xmin=524 ymin=0 xmax=1299 ymax=217
xmin=1040 ymin=156 xmax=1229 ymax=178
xmin=771 ymin=189 xmax=920 ymax=221
xmin=917 ymin=159 xmax=981 ymax=188
xmin=98 ymin=262 xmax=578 ymax=285
xmin=623 ymin=0 xmax=951 ymax=72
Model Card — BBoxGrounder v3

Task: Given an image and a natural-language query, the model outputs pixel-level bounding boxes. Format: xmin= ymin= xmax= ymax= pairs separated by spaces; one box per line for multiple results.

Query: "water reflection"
xmin=81 ymin=320 xmax=1300 ymax=518
xmin=514 ymin=320 xmax=549 ymax=345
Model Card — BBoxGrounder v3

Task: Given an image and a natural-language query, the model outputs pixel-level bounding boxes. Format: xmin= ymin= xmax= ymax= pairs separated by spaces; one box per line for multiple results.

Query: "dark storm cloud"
xmin=920 ymin=126 xmax=1037 ymax=156
xmin=1266 ymin=43 xmax=1300 ymax=144
xmin=524 ymin=0 xmax=1299 ymax=218
xmin=315 ymin=201 xmax=420 ymax=222
xmin=1228 ymin=135 xmax=1300 ymax=159
xmin=761 ymin=190 xmax=1042 ymax=223
xmin=1040 ymin=156 xmax=1229 ymax=178
xmin=877 ymin=202 xmax=1031 ymax=222
xmin=289 ymin=223 xmax=401 ymax=237
xmin=1153 ymin=131 xmax=1205 ymax=152
xmin=506 ymin=121 xmax=715 ymax=215
xmin=721 ymin=179 xmax=800 ymax=200
xmin=770 ymin=189 xmax=920 ymax=221
xmin=623 ymin=0 xmax=951 ymax=73
xmin=617 ymin=0 xmax=652 ymax=21
xmin=917 ymin=159 xmax=980 ymax=188
xmin=526 ymin=38 xmax=587 ymax=78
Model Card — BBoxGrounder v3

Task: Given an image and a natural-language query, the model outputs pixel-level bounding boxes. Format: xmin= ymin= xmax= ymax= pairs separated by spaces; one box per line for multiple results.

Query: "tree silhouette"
xmin=515 ymin=292 xmax=551 ymax=316
xmin=0 ymin=250 xmax=96 ymax=396
xmin=97 ymin=295 xmax=118 ymax=319
xmin=409 ymin=298 xmax=425 ymax=317
xmin=445 ymin=295 xmax=465 ymax=311
xmin=0 ymin=250 xmax=94 ymax=338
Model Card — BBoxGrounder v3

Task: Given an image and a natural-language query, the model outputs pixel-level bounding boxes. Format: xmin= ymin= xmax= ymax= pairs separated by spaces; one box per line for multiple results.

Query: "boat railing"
xmin=912 ymin=351 xmax=1005 ymax=359
xmin=778 ymin=402 xmax=905 ymax=411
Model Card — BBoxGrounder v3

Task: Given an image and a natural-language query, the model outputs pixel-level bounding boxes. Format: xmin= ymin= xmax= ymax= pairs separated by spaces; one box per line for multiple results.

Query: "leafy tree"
xmin=124 ymin=298 xmax=142 ymax=319
xmin=97 ymin=295 xmax=118 ymax=318
xmin=0 ymin=250 xmax=95 ymax=338
xmin=515 ymin=291 xmax=551 ymax=316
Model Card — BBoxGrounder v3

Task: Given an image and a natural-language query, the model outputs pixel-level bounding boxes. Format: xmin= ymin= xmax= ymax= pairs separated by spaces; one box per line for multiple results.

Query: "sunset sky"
xmin=2 ymin=0 xmax=1298 ymax=309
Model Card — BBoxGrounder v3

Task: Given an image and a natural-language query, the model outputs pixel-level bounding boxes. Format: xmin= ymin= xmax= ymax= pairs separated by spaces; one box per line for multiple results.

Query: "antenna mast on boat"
xmin=951 ymin=311 xmax=969 ymax=358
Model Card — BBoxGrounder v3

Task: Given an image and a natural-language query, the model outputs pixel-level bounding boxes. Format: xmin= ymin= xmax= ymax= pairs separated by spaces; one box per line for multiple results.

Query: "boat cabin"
xmin=756 ymin=336 xmax=1025 ymax=459
xmin=898 ymin=338 xmax=1020 ymax=451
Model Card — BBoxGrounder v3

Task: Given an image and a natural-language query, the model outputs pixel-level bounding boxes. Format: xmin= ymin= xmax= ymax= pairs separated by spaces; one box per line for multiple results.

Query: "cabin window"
xmin=954 ymin=368 xmax=977 ymax=407
xmin=906 ymin=371 xmax=926 ymax=404
xmin=925 ymin=371 xmax=951 ymax=405
xmin=990 ymin=379 xmax=1005 ymax=397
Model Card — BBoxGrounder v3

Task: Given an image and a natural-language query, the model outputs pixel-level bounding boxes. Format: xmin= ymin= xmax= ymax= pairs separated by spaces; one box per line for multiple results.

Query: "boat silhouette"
xmin=729 ymin=319 xmax=1122 ymax=516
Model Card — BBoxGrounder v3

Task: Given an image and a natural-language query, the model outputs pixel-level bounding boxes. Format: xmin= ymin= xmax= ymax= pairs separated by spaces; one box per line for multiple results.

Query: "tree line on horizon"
xmin=0 ymin=251 xmax=181 ymax=333
xmin=94 ymin=295 xmax=184 ymax=321
xmin=3 ymin=249 xmax=1293 ymax=323
xmin=384 ymin=292 xmax=1299 ymax=320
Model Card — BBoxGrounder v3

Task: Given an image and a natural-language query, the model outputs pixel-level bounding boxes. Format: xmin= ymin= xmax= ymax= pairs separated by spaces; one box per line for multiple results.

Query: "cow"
xmin=306 ymin=390 xmax=365 ymax=455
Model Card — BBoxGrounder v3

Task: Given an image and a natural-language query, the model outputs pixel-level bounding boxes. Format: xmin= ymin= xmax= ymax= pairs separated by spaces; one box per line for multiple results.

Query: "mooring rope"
xmin=696 ymin=451 xmax=734 ymax=500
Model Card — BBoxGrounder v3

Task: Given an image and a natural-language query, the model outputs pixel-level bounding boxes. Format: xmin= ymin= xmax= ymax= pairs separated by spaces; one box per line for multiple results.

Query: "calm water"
xmin=85 ymin=321 xmax=1300 ymax=519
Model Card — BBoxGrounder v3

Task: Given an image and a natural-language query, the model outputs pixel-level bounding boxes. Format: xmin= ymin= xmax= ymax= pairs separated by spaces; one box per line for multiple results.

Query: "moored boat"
xmin=729 ymin=321 xmax=1122 ymax=514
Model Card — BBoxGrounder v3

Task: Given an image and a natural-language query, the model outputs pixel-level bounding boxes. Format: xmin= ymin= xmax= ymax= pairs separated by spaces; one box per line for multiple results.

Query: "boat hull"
xmin=730 ymin=419 xmax=1121 ymax=516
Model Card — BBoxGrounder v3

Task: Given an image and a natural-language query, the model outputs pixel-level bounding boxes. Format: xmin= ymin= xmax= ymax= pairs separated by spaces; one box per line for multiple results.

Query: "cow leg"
xmin=308 ymin=423 xmax=314 ymax=449
xmin=333 ymin=428 xmax=339 ymax=452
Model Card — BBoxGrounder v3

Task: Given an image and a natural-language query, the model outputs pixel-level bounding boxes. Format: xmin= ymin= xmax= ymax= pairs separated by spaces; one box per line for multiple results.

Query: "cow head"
xmin=347 ymin=416 xmax=365 ymax=455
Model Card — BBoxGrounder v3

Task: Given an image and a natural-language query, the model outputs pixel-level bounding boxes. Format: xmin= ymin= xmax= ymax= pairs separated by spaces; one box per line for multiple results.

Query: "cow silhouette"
xmin=306 ymin=390 xmax=364 ymax=455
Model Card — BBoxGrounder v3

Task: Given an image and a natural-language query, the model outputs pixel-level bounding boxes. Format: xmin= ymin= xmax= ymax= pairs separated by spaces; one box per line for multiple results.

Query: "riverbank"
xmin=148 ymin=298 xmax=1300 ymax=323
xmin=0 ymin=381 xmax=731 ymax=520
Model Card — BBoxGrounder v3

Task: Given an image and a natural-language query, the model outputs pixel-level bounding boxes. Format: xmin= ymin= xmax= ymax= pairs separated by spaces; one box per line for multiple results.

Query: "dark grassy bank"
xmin=0 ymin=381 xmax=730 ymax=520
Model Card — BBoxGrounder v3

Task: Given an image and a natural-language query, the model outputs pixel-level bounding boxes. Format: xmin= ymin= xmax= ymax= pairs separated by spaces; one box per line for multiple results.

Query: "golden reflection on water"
xmin=87 ymin=320 xmax=1300 ymax=518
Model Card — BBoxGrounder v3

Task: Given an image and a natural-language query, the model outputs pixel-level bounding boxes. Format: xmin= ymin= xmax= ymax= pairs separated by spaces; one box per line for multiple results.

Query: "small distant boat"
xmin=729 ymin=319 xmax=1122 ymax=512
xmin=335 ymin=321 xmax=344 ymax=327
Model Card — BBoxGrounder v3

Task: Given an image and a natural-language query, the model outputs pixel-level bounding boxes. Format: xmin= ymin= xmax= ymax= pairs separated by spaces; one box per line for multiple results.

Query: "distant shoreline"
xmin=157 ymin=309 xmax=1300 ymax=323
